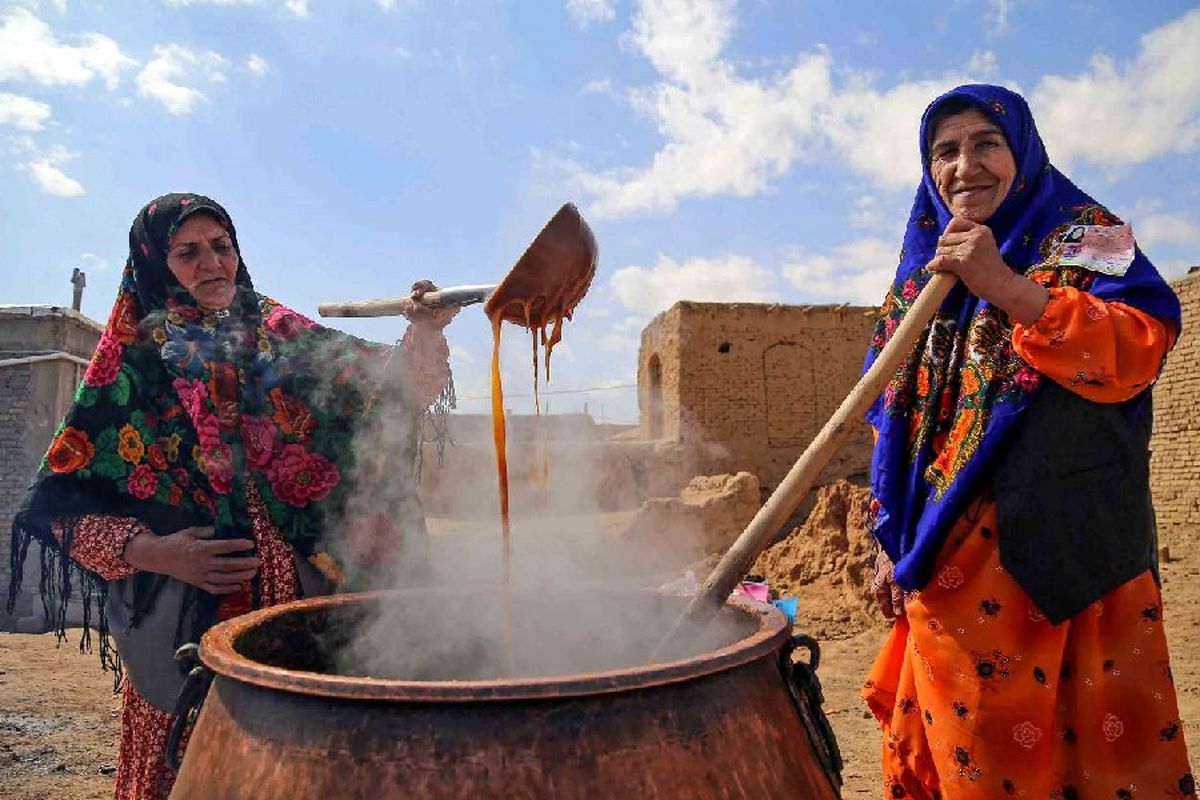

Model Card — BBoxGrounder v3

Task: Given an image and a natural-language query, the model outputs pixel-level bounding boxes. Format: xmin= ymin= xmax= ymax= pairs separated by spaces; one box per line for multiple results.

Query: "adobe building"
xmin=1 ymin=305 xmax=103 ymax=631
xmin=1150 ymin=269 xmax=1200 ymax=548
xmin=636 ymin=301 xmax=879 ymax=496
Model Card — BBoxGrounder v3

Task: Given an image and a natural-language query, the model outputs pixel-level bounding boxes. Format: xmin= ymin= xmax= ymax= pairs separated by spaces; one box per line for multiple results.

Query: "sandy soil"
xmin=3 ymin=515 xmax=1197 ymax=799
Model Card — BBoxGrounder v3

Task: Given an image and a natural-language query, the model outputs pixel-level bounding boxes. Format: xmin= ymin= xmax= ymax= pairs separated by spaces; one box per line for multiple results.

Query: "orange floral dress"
xmin=863 ymin=287 xmax=1194 ymax=799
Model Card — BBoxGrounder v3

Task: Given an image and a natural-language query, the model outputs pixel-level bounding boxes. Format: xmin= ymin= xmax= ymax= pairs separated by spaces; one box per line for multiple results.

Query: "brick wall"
xmin=0 ymin=363 xmax=36 ymax=622
xmin=0 ymin=306 xmax=102 ymax=631
xmin=1150 ymin=271 xmax=1200 ymax=548
xmin=639 ymin=301 xmax=878 ymax=493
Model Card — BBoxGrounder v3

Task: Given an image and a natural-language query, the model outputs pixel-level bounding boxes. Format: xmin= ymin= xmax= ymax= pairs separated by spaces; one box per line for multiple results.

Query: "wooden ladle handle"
xmin=317 ymin=284 xmax=498 ymax=318
xmin=651 ymin=272 xmax=958 ymax=660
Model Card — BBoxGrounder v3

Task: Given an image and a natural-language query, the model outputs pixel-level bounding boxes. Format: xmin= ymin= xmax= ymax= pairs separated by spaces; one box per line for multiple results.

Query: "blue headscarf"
xmin=864 ymin=84 xmax=1180 ymax=590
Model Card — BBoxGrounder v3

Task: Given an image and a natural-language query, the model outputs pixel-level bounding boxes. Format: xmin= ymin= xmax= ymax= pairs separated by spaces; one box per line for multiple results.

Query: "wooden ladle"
xmin=316 ymin=203 xmax=597 ymax=328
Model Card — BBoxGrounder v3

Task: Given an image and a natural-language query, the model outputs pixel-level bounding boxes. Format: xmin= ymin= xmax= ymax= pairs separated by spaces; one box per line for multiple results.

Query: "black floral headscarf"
xmin=9 ymin=192 xmax=427 ymax=662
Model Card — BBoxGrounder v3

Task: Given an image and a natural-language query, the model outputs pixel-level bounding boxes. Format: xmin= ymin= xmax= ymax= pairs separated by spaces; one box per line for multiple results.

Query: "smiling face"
xmin=929 ymin=107 xmax=1017 ymax=223
xmin=165 ymin=213 xmax=239 ymax=309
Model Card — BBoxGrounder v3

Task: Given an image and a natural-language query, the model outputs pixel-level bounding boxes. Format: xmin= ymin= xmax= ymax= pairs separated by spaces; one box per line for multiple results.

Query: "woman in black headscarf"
xmin=8 ymin=193 xmax=455 ymax=799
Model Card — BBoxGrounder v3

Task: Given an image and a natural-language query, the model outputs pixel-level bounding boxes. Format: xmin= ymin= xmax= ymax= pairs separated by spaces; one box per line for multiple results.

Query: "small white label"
xmin=1057 ymin=223 xmax=1136 ymax=277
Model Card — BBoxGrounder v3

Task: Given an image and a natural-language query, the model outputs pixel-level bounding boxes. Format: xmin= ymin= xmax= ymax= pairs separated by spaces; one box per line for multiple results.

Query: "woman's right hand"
xmin=398 ymin=280 xmax=459 ymax=329
xmin=123 ymin=526 xmax=260 ymax=595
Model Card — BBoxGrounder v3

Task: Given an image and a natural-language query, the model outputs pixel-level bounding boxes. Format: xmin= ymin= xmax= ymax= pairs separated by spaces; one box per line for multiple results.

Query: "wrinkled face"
xmin=165 ymin=213 xmax=239 ymax=309
xmin=929 ymin=108 xmax=1017 ymax=223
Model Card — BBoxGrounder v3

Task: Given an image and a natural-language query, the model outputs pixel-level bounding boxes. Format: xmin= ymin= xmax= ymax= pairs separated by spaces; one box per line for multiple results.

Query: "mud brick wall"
xmin=1151 ymin=271 xmax=1200 ymax=548
xmin=0 ymin=364 xmax=35 ymax=615
xmin=638 ymin=301 xmax=878 ymax=494
xmin=0 ymin=306 xmax=102 ymax=631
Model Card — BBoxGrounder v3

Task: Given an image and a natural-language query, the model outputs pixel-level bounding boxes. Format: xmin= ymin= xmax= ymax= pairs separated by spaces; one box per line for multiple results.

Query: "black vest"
xmin=991 ymin=381 xmax=1158 ymax=624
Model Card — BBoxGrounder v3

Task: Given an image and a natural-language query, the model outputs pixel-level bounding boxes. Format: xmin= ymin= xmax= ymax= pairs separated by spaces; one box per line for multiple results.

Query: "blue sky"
xmin=3 ymin=0 xmax=1199 ymax=423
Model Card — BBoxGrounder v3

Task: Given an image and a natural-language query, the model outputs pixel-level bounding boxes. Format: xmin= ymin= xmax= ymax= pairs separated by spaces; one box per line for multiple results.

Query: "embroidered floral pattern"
xmin=84 ymin=334 xmax=123 ymax=387
xmin=1102 ymin=713 xmax=1125 ymax=743
xmin=1012 ymin=721 xmax=1043 ymax=749
xmin=35 ymin=266 xmax=386 ymax=542
xmin=46 ymin=426 xmax=95 ymax=473
xmin=937 ymin=565 xmax=965 ymax=589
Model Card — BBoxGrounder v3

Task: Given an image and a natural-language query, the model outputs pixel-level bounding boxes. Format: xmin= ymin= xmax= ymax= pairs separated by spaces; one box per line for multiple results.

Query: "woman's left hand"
xmin=398 ymin=280 xmax=459 ymax=329
xmin=346 ymin=510 xmax=401 ymax=567
xmin=870 ymin=548 xmax=906 ymax=620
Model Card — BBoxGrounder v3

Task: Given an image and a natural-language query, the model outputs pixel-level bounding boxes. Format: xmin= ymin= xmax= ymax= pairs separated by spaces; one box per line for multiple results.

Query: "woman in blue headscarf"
xmin=861 ymin=85 xmax=1193 ymax=797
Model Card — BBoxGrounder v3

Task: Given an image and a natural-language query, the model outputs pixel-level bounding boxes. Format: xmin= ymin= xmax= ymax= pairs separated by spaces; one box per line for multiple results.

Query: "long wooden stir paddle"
xmin=650 ymin=272 xmax=958 ymax=662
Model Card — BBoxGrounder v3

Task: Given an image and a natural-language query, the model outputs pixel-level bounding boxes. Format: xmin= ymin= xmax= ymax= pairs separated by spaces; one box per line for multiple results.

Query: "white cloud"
xmin=567 ymin=0 xmax=616 ymax=27
xmin=984 ymin=0 xmax=1011 ymax=36
xmin=576 ymin=0 xmax=835 ymax=218
xmin=574 ymin=3 xmax=1200 ymax=219
xmin=136 ymin=44 xmax=228 ymax=115
xmin=449 ymin=345 xmax=475 ymax=365
xmin=610 ymin=252 xmax=776 ymax=317
xmin=571 ymin=0 xmax=984 ymax=217
xmin=547 ymin=340 xmax=577 ymax=364
xmin=822 ymin=75 xmax=966 ymax=191
xmin=246 ymin=53 xmax=269 ymax=76
xmin=24 ymin=152 xmax=84 ymax=197
xmin=1137 ymin=213 xmax=1200 ymax=252
xmin=79 ymin=252 xmax=112 ymax=272
xmin=28 ymin=161 xmax=83 ymax=196
xmin=12 ymin=0 xmax=68 ymax=13
xmin=0 ymin=91 xmax=51 ymax=131
xmin=1159 ymin=259 xmax=1195 ymax=279
xmin=855 ymin=30 xmax=879 ymax=47
xmin=968 ymin=49 xmax=998 ymax=78
xmin=580 ymin=77 xmax=616 ymax=96
xmin=847 ymin=195 xmax=901 ymax=234
xmin=0 ymin=8 xmax=135 ymax=90
xmin=782 ymin=236 xmax=897 ymax=305
xmin=165 ymin=0 xmax=255 ymax=5
xmin=162 ymin=0 xmax=310 ymax=15
xmin=1032 ymin=8 xmax=1200 ymax=168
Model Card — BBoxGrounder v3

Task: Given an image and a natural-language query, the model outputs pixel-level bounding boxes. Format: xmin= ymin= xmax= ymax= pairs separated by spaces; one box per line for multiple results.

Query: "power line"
xmin=456 ymin=382 xmax=636 ymax=400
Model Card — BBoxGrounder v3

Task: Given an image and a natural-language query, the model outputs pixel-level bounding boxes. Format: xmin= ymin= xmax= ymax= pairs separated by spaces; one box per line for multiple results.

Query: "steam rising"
xmin=310 ymin=319 xmax=749 ymax=681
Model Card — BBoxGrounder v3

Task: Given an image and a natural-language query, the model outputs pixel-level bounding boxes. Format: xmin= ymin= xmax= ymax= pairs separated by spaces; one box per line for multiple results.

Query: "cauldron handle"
xmin=780 ymin=633 xmax=843 ymax=793
xmin=166 ymin=643 xmax=213 ymax=771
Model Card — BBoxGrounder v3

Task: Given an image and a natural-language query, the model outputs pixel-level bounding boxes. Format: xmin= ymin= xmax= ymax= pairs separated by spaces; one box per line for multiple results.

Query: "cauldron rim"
xmin=198 ymin=589 xmax=790 ymax=703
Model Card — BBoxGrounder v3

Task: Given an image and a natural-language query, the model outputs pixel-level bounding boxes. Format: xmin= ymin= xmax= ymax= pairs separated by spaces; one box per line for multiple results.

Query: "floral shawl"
xmin=864 ymin=85 xmax=1181 ymax=591
xmin=8 ymin=192 xmax=427 ymax=657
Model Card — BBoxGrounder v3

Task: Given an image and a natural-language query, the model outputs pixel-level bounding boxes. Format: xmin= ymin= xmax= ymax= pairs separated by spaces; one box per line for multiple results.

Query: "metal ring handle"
xmin=784 ymin=633 xmax=821 ymax=672
xmin=165 ymin=645 xmax=212 ymax=771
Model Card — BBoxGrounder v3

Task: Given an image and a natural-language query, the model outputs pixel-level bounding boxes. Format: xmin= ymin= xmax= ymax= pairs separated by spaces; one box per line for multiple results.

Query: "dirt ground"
xmin=3 ymin=514 xmax=1198 ymax=799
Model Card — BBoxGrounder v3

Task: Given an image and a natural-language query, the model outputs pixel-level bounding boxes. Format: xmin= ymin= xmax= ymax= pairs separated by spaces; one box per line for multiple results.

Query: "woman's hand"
xmin=345 ymin=511 xmax=400 ymax=568
xmin=398 ymin=280 xmax=459 ymax=330
xmin=928 ymin=216 xmax=1049 ymax=326
xmin=871 ymin=548 xmax=907 ymax=620
xmin=123 ymin=526 xmax=260 ymax=595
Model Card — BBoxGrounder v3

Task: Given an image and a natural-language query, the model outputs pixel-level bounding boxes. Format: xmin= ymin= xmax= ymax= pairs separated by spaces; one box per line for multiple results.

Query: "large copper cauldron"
xmin=170 ymin=588 xmax=841 ymax=799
